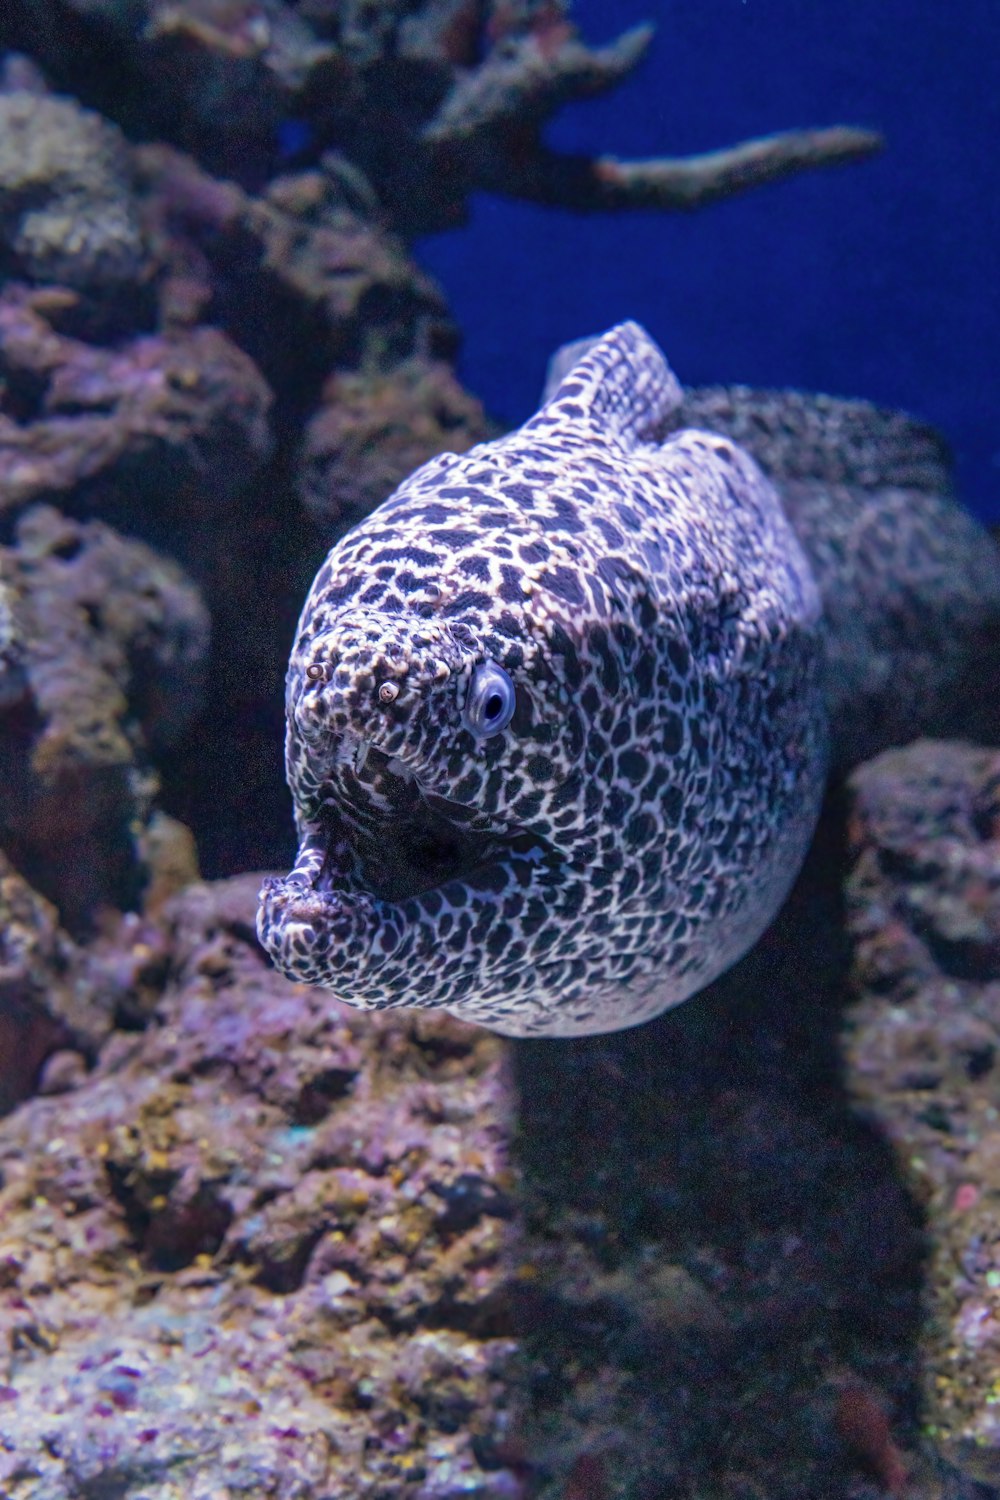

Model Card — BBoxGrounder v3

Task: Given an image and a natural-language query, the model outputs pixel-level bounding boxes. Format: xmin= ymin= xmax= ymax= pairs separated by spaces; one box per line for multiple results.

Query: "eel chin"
xmin=258 ymin=749 xmax=556 ymax=994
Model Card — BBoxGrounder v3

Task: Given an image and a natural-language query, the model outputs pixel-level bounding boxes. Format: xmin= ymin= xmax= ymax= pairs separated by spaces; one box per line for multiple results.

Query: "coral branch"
xmin=2 ymin=2 xmax=883 ymax=233
xmin=423 ymin=24 xmax=655 ymax=144
xmin=412 ymin=21 xmax=881 ymax=230
xmin=494 ymin=124 xmax=884 ymax=213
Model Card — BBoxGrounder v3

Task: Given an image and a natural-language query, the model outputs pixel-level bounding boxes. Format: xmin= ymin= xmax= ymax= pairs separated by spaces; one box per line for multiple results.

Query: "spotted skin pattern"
xmin=258 ymin=322 xmax=833 ymax=1036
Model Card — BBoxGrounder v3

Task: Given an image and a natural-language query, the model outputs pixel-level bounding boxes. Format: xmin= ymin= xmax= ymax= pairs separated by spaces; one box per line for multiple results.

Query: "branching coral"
xmin=2 ymin=1 xmax=881 ymax=234
xmin=418 ymin=22 xmax=879 ymax=225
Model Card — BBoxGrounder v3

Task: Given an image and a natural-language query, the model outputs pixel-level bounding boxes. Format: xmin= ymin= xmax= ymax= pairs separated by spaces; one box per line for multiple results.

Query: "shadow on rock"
xmin=507 ymin=790 xmax=929 ymax=1499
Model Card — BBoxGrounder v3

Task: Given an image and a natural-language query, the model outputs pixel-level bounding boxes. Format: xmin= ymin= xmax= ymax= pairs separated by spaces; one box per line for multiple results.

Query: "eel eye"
xmin=463 ymin=661 xmax=516 ymax=738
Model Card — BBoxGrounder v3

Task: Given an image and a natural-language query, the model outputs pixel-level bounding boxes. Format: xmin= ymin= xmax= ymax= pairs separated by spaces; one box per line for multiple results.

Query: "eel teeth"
xmin=354 ymin=737 xmax=372 ymax=775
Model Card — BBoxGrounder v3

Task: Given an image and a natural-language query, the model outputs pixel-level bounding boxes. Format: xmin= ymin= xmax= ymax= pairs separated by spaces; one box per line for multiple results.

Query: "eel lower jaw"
xmin=257 ymin=871 xmax=405 ymax=993
xmin=257 ymin=775 xmax=556 ymax=988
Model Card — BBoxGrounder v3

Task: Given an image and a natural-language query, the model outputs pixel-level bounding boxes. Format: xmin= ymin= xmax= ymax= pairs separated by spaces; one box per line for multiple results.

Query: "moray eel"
xmin=258 ymin=322 xmax=1000 ymax=1037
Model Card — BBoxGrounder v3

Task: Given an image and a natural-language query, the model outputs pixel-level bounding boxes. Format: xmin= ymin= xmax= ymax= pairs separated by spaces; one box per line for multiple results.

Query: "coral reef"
xmin=0 ymin=90 xmax=146 ymax=294
xmin=0 ymin=3 xmax=993 ymax=1497
xmin=845 ymin=740 xmax=1000 ymax=1490
xmin=0 ymin=284 xmax=274 ymax=538
xmin=0 ymin=504 xmax=209 ymax=928
xmin=2 ymin=3 xmax=880 ymax=233
xmin=298 ymin=359 xmax=491 ymax=539
xmin=0 ymin=877 xmax=519 ymax=1500
xmin=134 ymin=145 xmax=455 ymax=390
xmin=0 ymin=843 xmax=181 ymax=1117
xmin=0 ymin=832 xmax=950 ymax=1499
xmin=0 ymin=852 xmax=97 ymax=1116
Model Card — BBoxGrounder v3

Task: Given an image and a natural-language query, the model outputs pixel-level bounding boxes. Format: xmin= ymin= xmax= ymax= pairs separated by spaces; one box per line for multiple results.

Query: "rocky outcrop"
xmin=844 ymin=740 xmax=1000 ymax=1491
xmin=0 ymin=876 xmax=520 ymax=1500
xmin=297 ymin=359 xmax=491 ymax=541
xmin=0 ymin=90 xmax=146 ymax=294
xmin=0 ymin=505 xmax=208 ymax=928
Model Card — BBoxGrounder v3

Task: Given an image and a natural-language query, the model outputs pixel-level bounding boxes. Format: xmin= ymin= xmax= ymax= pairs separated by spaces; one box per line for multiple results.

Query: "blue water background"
xmin=417 ymin=0 xmax=999 ymax=522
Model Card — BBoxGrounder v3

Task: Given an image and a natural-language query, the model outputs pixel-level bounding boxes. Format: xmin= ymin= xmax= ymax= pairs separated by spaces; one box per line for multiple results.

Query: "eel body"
xmin=258 ymin=323 xmax=1000 ymax=1037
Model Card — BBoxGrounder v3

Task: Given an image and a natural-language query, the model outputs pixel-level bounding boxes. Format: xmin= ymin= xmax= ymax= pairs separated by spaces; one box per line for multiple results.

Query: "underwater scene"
xmin=0 ymin=1 xmax=998 ymax=1496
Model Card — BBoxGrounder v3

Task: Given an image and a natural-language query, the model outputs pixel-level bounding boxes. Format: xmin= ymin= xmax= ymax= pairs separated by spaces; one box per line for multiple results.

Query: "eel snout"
xmin=257 ymin=868 xmax=405 ymax=987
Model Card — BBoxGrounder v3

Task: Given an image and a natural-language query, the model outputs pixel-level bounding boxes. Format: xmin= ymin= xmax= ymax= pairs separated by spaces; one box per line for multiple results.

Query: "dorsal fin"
xmin=534 ymin=321 xmax=683 ymax=448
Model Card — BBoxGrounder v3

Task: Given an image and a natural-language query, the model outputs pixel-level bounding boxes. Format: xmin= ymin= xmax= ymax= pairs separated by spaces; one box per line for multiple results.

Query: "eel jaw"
xmin=257 ymin=754 xmax=556 ymax=997
xmin=256 ymin=819 xmax=403 ymax=990
xmin=256 ymin=872 xmax=405 ymax=995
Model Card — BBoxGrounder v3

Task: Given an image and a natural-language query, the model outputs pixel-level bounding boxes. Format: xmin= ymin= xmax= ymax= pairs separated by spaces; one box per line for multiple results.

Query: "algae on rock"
xmin=0 ymin=90 xmax=146 ymax=291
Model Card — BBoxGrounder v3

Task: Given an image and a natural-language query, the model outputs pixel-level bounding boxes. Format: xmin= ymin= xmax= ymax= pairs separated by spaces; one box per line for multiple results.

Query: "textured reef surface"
xmin=0 ymin=1 xmax=997 ymax=1496
xmin=0 ymin=878 xmax=519 ymax=1499
xmin=846 ymin=742 xmax=1000 ymax=1490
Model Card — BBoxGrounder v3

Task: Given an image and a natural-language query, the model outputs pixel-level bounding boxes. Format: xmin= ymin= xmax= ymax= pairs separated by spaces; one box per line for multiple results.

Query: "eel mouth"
xmin=314 ymin=745 xmax=550 ymax=904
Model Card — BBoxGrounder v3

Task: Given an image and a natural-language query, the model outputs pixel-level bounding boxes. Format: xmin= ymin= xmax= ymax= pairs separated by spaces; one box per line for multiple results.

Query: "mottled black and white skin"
xmin=258 ymin=322 xmax=1000 ymax=1037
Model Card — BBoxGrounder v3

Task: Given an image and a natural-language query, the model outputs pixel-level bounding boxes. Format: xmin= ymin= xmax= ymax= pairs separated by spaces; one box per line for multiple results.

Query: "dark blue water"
xmin=417 ymin=0 xmax=1000 ymax=521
